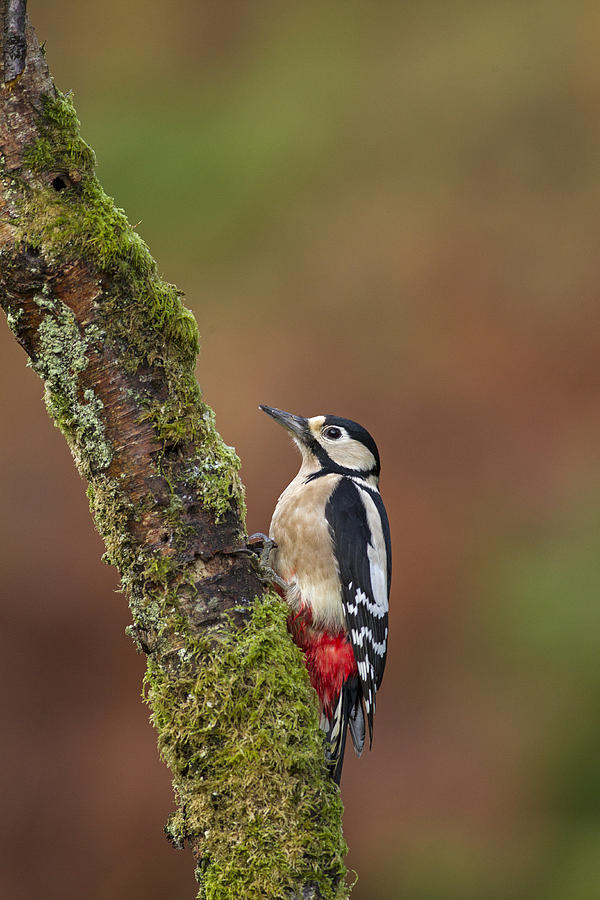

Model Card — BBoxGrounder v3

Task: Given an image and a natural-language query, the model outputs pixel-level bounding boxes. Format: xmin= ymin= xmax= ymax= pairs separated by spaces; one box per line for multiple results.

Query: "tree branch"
xmin=0 ymin=8 xmax=348 ymax=899
xmin=3 ymin=0 xmax=26 ymax=84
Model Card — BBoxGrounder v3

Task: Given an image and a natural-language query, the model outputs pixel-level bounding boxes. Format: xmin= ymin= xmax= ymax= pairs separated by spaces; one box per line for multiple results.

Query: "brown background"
xmin=2 ymin=2 xmax=600 ymax=898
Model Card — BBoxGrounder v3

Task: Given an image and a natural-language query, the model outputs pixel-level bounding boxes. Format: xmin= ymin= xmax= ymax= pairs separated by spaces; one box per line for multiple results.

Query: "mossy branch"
xmin=0 ymin=9 xmax=349 ymax=899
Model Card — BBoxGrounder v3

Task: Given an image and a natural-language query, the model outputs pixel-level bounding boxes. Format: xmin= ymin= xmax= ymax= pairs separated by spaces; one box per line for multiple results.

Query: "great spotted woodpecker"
xmin=259 ymin=405 xmax=391 ymax=785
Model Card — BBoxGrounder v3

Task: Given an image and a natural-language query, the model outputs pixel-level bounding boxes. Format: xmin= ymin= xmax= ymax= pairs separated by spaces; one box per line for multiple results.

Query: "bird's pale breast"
xmin=269 ymin=472 xmax=345 ymax=631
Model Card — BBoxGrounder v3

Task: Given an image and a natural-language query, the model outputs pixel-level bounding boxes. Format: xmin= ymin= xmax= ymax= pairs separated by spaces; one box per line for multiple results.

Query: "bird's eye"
xmin=323 ymin=426 xmax=342 ymax=440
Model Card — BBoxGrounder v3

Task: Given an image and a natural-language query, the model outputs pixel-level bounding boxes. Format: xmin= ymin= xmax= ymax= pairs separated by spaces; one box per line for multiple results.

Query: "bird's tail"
xmin=321 ymin=677 xmax=365 ymax=785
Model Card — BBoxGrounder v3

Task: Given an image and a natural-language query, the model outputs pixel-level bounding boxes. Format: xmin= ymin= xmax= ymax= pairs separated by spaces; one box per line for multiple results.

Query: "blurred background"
xmin=1 ymin=1 xmax=600 ymax=897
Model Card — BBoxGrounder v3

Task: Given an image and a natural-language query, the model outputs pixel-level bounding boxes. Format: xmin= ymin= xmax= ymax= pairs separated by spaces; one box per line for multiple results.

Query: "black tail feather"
xmin=324 ymin=677 xmax=365 ymax=786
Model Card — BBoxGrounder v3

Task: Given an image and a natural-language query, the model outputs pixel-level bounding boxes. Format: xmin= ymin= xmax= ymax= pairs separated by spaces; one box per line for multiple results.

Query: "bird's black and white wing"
xmin=325 ymin=477 xmax=391 ymax=743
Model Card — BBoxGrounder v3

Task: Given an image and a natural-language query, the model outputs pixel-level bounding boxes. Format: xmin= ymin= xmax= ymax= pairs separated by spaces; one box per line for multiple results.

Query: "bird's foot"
xmin=246 ymin=532 xmax=276 ymax=566
xmin=246 ymin=532 xmax=288 ymax=591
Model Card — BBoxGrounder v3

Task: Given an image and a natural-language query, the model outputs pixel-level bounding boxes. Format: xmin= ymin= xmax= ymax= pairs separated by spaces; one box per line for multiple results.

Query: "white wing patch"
xmin=358 ymin=488 xmax=389 ymax=617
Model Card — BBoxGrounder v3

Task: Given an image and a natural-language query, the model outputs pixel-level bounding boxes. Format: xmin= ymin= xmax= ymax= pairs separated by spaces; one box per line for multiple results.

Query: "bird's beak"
xmin=259 ymin=405 xmax=310 ymax=443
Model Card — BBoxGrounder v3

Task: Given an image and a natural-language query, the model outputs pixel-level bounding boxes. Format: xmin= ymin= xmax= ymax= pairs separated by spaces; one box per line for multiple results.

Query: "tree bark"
xmin=0 ymin=7 xmax=348 ymax=899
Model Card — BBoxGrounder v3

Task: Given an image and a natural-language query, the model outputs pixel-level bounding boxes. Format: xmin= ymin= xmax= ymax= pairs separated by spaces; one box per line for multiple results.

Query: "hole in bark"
xmin=21 ymin=244 xmax=46 ymax=275
xmin=162 ymin=443 xmax=180 ymax=459
xmin=160 ymin=532 xmax=170 ymax=544
xmin=51 ymin=175 xmax=69 ymax=191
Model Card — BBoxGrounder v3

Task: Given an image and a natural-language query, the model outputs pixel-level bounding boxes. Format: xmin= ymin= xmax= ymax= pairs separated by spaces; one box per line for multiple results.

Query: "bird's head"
xmin=259 ymin=405 xmax=380 ymax=483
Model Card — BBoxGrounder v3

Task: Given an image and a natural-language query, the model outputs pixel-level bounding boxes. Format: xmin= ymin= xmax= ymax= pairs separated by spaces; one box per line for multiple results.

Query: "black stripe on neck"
xmin=305 ymin=465 xmax=377 ymax=483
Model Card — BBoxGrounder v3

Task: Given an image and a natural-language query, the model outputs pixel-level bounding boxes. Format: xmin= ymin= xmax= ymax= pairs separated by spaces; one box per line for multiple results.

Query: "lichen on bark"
xmin=0 ymin=9 xmax=349 ymax=899
xmin=33 ymin=296 xmax=113 ymax=476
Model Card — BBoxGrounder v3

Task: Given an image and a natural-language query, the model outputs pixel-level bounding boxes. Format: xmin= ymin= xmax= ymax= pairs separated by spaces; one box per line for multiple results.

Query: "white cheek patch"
xmin=326 ymin=439 xmax=376 ymax=472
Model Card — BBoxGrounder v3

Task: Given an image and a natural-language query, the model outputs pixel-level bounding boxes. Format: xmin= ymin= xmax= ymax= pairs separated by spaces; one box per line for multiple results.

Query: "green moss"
xmin=143 ymin=553 xmax=177 ymax=585
xmin=144 ymin=593 xmax=349 ymax=900
xmin=139 ymin=280 xmax=199 ymax=351
xmin=140 ymin=373 xmax=205 ymax=447
xmin=192 ymin=406 xmax=245 ymax=520
xmin=16 ymin=171 xmax=154 ymax=275
xmin=18 ymin=95 xmax=193 ymax=345
xmin=138 ymin=561 xmax=185 ymax=649
xmin=140 ymin=378 xmax=245 ymax=522
xmin=13 ymin=89 xmax=242 ymax=521
xmin=22 ymin=92 xmax=96 ymax=175
xmin=33 ymin=301 xmax=113 ymax=477
xmin=18 ymin=93 xmax=199 ymax=362
xmin=86 ymin=477 xmax=183 ymax=652
xmin=188 ymin=437 xmax=244 ymax=522
xmin=19 ymin=95 xmax=144 ymax=273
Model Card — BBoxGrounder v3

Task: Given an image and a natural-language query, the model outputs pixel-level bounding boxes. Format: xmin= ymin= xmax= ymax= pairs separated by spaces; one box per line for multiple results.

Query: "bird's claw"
xmin=247 ymin=532 xmax=276 ymax=565
xmin=246 ymin=532 xmax=288 ymax=591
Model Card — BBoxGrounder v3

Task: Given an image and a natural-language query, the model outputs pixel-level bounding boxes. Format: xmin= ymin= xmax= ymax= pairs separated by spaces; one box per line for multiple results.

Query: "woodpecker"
xmin=259 ymin=405 xmax=391 ymax=785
